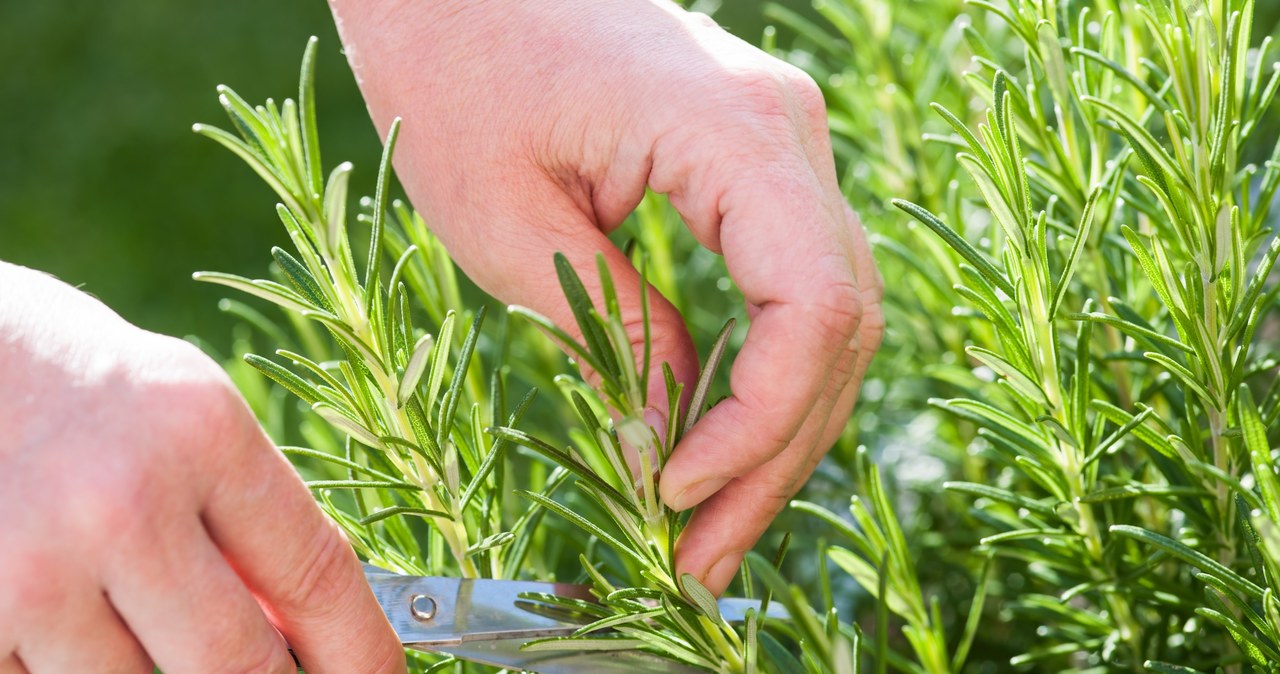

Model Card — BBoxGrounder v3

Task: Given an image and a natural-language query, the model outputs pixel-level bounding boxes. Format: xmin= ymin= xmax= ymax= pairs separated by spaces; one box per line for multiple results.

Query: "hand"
xmin=329 ymin=0 xmax=884 ymax=594
xmin=0 ymin=263 xmax=405 ymax=674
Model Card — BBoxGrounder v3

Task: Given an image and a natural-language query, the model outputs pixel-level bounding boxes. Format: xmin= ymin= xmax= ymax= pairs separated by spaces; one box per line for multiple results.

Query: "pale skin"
xmin=0 ymin=0 xmax=882 ymax=671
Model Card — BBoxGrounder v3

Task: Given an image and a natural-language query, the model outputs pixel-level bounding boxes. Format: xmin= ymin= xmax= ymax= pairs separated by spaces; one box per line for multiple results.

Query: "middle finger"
xmin=18 ymin=591 xmax=150 ymax=674
xmin=103 ymin=519 xmax=293 ymax=674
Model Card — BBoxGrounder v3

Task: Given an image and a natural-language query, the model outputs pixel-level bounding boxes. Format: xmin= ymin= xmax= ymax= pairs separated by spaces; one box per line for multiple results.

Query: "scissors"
xmin=362 ymin=564 xmax=784 ymax=673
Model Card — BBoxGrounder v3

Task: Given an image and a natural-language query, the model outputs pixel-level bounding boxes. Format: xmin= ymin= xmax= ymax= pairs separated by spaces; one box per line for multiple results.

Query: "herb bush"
xmin=194 ymin=0 xmax=1280 ymax=672
xmin=772 ymin=0 xmax=1280 ymax=670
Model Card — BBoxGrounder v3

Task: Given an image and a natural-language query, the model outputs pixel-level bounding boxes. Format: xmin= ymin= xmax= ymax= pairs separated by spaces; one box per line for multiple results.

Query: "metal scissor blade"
xmin=364 ymin=564 xmax=594 ymax=647
xmin=364 ymin=564 xmax=788 ymax=672
xmin=720 ymin=596 xmax=788 ymax=622
xmin=436 ymin=638 xmax=706 ymax=674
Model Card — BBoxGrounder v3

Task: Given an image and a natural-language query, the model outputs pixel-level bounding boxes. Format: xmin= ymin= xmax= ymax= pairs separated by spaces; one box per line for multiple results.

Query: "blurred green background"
xmin=0 ymin=1 xmax=796 ymax=350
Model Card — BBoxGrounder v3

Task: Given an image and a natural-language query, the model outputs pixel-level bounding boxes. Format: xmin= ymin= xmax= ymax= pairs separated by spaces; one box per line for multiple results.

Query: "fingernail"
xmin=643 ymin=407 xmax=668 ymax=444
xmin=667 ymin=476 xmax=730 ymax=511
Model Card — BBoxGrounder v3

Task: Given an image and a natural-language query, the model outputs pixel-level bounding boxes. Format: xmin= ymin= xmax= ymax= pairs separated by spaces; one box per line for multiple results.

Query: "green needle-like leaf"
xmin=679 ymin=573 xmax=722 ymax=622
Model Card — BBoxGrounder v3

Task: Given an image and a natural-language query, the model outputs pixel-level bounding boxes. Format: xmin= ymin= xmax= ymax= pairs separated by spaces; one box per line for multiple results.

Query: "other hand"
xmin=0 ymin=262 xmax=405 ymax=673
xmin=329 ymin=0 xmax=885 ymax=594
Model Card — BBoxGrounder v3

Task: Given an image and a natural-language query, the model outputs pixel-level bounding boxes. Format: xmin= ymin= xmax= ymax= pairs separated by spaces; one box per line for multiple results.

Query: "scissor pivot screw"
xmin=410 ymin=594 xmax=437 ymax=622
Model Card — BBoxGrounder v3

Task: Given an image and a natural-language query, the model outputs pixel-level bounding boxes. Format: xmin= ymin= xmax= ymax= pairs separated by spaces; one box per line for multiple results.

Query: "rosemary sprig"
xmin=495 ymin=255 xmax=758 ymax=672
xmin=193 ymin=38 xmax=532 ymax=581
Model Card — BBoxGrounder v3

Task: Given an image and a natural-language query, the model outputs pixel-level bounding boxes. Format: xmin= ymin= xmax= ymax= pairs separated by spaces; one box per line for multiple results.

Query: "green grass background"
xmin=0 ymin=1 xmax=791 ymax=350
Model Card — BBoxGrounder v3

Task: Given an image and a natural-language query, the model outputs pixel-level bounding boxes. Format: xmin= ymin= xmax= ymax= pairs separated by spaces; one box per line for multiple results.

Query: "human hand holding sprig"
xmin=330 ymin=0 xmax=885 ymax=595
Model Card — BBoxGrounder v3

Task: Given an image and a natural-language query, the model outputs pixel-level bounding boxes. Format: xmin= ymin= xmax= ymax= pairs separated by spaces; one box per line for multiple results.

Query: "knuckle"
xmin=139 ymin=333 xmax=225 ymax=381
xmin=780 ymin=65 xmax=826 ymax=117
xmin=753 ymin=450 xmax=821 ymax=502
xmin=619 ymin=311 xmax=653 ymax=355
xmin=169 ymin=376 xmax=242 ymax=431
xmin=136 ymin=346 xmax=251 ymax=460
xmin=828 ymin=349 xmax=860 ymax=385
xmin=685 ymin=10 xmax=721 ymax=30
xmin=867 ymin=269 xmax=886 ymax=302
xmin=723 ymin=479 xmax=794 ymax=519
xmin=725 ymin=386 xmax=795 ymax=453
xmin=726 ymin=70 xmax=794 ymax=123
xmin=861 ymin=296 xmax=886 ymax=353
xmin=748 ymin=161 xmax=822 ymax=196
xmin=364 ymin=639 xmax=409 ymax=674
xmin=725 ymin=65 xmax=826 ymax=132
xmin=275 ymin=521 xmax=359 ymax=618
xmin=807 ymin=274 xmax=864 ymax=345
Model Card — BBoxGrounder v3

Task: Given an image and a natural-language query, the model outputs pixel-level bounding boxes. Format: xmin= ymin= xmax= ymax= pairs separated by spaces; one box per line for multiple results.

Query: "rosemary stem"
xmin=698 ymin=614 xmax=744 ymax=673
xmin=337 ymin=265 xmax=479 ymax=577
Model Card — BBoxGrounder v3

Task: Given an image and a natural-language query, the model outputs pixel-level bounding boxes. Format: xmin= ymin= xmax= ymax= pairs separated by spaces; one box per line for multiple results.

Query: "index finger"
xmin=200 ymin=389 xmax=405 ymax=674
xmin=658 ymin=155 xmax=862 ymax=510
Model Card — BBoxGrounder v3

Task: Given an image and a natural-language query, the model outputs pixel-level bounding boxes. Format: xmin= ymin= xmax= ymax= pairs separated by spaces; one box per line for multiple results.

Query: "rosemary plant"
xmin=193 ymin=38 xmax=538 ymax=583
xmin=775 ymin=0 xmax=1280 ymax=670
xmin=192 ymin=1 xmax=1280 ymax=672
